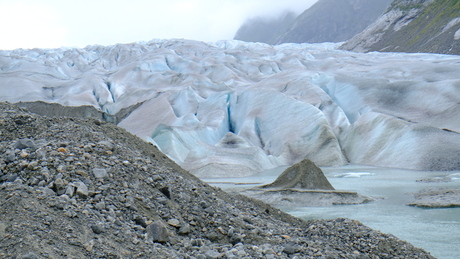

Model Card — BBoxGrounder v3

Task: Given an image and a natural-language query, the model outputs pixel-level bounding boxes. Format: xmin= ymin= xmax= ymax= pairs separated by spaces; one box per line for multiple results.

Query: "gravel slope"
xmin=0 ymin=102 xmax=434 ymax=258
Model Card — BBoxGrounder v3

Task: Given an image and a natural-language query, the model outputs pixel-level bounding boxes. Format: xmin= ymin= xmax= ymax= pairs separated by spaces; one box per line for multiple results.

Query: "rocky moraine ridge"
xmin=0 ymin=102 xmax=435 ymax=258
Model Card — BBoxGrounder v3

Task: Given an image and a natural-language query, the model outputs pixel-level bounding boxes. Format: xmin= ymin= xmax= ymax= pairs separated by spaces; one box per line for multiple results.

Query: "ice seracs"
xmin=1 ymin=39 xmax=459 ymax=177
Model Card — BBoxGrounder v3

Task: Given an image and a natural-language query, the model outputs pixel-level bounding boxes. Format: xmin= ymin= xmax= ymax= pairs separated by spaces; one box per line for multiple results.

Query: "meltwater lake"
xmin=204 ymin=166 xmax=460 ymax=259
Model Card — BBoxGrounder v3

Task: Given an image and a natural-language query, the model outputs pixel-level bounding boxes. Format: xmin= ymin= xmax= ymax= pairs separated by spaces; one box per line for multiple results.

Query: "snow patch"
xmin=455 ymin=28 xmax=460 ymax=40
xmin=443 ymin=17 xmax=460 ymax=33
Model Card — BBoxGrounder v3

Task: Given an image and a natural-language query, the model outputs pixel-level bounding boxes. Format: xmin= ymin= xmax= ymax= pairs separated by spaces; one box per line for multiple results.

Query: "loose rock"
xmin=14 ymin=138 xmax=38 ymax=150
xmin=146 ymin=220 xmax=169 ymax=243
xmin=92 ymin=168 xmax=108 ymax=179
xmin=0 ymin=103 xmax=435 ymax=259
xmin=75 ymin=182 xmax=89 ymax=198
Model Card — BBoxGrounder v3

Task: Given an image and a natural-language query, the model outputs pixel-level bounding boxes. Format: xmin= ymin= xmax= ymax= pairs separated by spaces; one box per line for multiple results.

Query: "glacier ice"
xmin=1 ymin=39 xmax=459 ymax=177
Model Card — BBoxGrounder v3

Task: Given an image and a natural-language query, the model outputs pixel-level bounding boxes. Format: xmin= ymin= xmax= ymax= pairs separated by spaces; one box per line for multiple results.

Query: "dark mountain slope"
xmin=234 ymin=11 xmax=297 ymax=43
xmin=233 ymin=0 xmax=392 ymax=45
xmin=274 ymin=0 xmax=393 ymax=44
xmin=341 ymin=0 xmax=460 ymax=55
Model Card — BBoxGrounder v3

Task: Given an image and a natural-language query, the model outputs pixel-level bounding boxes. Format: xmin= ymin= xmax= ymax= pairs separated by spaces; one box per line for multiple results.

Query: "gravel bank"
xmin=0 ymin=102 xmax=434 ymax=258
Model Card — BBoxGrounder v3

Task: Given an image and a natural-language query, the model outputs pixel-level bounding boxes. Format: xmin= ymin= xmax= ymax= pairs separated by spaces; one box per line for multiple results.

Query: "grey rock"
xmin=133 ymin=216 xmax=147 ymax=228
xmin=64 ymin=209 xmax=77 ymax=218
xmin=35 ymin=149 xmax=46 ymax=160
xmin=92 ymin=168 xmax=108 ymax=179
xmin=41 ymin=187 xmax=56 ymax=196
xmin=40 ymin=168 xmax=50 ymax=180
xmin=191 ymin=239 xmax=204 ymax=247
xmin=283 ymin=243 xmax=302 ymax=254
xmin=97 ymin=140 xmax=115 ymax=151
xmin=14 ymin=138 xmax=38 ymax=150
xmin=151 ymin=175 xmax=163 ymax=182
xmin=53 ymin=178 xmax=66 ymax=195
xmin=75 ymin=182 xmax=89 ymax=198
xmin=230 ymin=236 xmax=243 ymax=246
xmin=94 ymin=201 xmax=106 ymax=210
xmin=82 ymin=178 xmax=92 ymax=187
xmin=206 ymin=231 xmax=220 ymax=242
xmin=167 ymin=218 xmax=180 ymax=227
xmin=178 ymin=223 xmax=191 ymax=235
xmin=29 ymin=177 xmax=39 ymax=186
xmin=4 ymin=150 xmax=15 ymax=162
xmin=20 ymin=252 xmax=39 ymax=259
xmin=146 ymin=220 xmax=169 ymax=243
xmin=204 ymin=249 xmax=221 ymax=259
xmin=0 ymin=174 xmax=18 ymax=182
xmin=65 ymin=184 xmax=75 ymax=197
xmin=91 ymin=224 xmax=104 ymax=234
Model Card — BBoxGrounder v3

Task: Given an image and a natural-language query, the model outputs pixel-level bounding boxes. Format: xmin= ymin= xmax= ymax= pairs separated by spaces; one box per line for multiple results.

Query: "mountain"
xmin=341 ymin=0 xmax=460 ymax=55
xmin=1 ymin=40 xmax=460 ymax=177
xmin=233 ymin=0 xmax=392 ymax=45
xmin=233 ymin=11 xmax=297 ymax=44
xmin=273 ymin=0 xmax=393 ymax=44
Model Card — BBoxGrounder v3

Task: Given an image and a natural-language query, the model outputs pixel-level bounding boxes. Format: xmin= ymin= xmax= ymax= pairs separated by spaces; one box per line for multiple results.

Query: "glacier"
xmin=1 ymin=39 xmax=459 ymax=177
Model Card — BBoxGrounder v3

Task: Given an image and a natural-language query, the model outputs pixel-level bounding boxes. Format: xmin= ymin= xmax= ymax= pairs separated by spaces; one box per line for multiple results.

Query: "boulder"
xmin=146 ymin=220 xmax=169 ymax=243
xmin=14 ymin=139 xmax=37 ymax=151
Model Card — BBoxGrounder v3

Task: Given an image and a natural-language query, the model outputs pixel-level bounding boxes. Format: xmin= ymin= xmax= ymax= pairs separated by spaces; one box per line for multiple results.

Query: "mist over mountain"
xmin=234 ymin=11 xmax=297 ymax=44
xmin=273 ymin=0 xmax=393 ymax=44
xmin=233 ymin=0 xmax=392 ymax=45
xmin=341 ymin=0 xmax=460 ymax=55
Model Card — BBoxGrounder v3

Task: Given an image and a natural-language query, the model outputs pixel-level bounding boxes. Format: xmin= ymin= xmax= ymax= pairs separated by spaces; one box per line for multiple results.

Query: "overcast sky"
xmin=0 ymin=0 xmax=318 ymax=50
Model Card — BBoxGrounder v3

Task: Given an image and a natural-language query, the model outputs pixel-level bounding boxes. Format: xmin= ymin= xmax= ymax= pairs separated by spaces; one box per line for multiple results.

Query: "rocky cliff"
xmin=341 ymin=0 xmax=460 ymax=55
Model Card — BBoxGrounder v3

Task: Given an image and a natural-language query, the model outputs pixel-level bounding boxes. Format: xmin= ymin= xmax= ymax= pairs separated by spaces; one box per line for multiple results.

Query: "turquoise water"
xmin=204 ymin=166 xmax=460 ymax=259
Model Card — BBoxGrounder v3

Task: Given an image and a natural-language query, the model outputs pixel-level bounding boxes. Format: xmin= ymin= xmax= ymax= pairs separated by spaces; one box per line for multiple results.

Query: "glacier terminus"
xmin=1 ymin=39 xmax=459 ymax=177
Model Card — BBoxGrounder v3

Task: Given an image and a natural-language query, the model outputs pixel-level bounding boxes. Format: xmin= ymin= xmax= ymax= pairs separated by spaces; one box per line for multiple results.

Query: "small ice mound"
xmin=333 ymin=172 xmax=374 ymax=178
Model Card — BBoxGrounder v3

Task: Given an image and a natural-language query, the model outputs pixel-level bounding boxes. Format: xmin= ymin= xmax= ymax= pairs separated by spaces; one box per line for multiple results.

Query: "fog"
xmin=0 ymin=0 xmax=317 ymax=50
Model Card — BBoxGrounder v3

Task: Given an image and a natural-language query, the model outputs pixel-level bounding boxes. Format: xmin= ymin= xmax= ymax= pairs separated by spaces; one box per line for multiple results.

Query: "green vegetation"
xmin=386 ymin=0 xmax=424 ymax=13
xmin=404 ymin=0 xmax=460 ymax=46
xmin=365 ymin=0 xmax=460 ymax=54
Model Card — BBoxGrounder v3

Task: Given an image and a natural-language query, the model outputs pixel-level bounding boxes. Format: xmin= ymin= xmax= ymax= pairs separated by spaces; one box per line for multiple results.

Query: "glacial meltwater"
xmin=204 ymin=166 xmax=460 ymax=259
